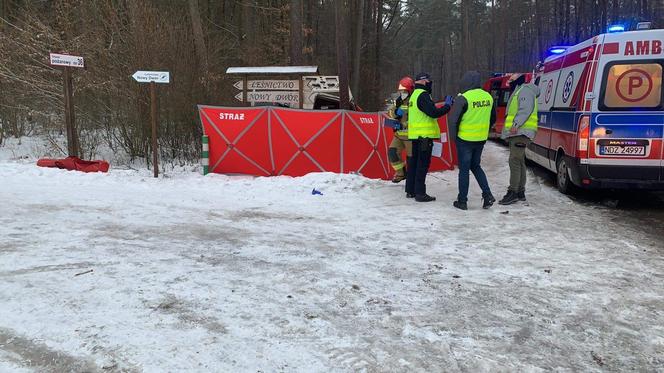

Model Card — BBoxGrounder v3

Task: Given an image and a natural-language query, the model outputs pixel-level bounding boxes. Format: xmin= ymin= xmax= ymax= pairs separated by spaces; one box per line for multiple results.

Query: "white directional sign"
xmin=234 ymin=91 xmax=300 ymax=106
xmin=49 ymin=53 xmax=85 ymax=68
xmin=132 ymin=71 xmax=170 ymax=84
xmin=233 ymin=79 xmax=300 ymax=90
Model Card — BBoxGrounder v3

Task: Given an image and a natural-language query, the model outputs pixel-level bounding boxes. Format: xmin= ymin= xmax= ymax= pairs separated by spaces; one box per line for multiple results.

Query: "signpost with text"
xmin=49 ymin=53 xmax=85 ymax=157
xmin=132 ymin=71 xmax=171 ymax=178
xmin=233 ymin=79 xmax=302 ymax=108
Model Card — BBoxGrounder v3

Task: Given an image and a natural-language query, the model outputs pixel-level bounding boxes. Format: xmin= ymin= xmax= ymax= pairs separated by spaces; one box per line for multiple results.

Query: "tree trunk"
xmin=289 ymin=0 xmax=303 ymax=65
xmin=188 ymin=0 xmax=209 ymax=84
xmin=655 ymin=0 xmax=664 ymax=29
xmin=351 ymin=0 xmax=364 ymax=100
xmin=373 ymin=0 xmax=382 ymax=108
xmin=335 ymin=0 xmax=350 ymax=110
xmin=462 ymin=0 xmax=471 ymax=68
xmin=535 ymin=0 xmax=543 ymax=61
xmin=0 ymin=0 xmax=9 ymax=29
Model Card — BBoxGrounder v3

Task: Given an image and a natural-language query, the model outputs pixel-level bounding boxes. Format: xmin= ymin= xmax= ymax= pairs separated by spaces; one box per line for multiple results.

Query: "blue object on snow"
xmin=312 ymin=188 xmax=323 ymax=195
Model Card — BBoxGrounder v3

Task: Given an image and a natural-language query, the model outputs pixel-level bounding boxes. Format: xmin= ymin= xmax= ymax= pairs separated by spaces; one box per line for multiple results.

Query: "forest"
xmin=0 ymin=0 xmax=661 ymax=164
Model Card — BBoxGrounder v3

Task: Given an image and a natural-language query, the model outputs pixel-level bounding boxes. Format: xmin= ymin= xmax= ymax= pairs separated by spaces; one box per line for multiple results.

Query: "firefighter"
xmin=499 ymin=73 xmax=540 ymax=205
xmin=447 ymin=71 xmax=496 ymax=210
xmin=406 ymin=72 xmax=452 ymax=202
xmin=387 ymin=76 xmax=414 ymax=184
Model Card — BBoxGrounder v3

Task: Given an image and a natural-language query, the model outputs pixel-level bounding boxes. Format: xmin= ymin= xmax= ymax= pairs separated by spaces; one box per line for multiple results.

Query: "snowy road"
xmin=1 ymin=142 xmax=663 ymax=372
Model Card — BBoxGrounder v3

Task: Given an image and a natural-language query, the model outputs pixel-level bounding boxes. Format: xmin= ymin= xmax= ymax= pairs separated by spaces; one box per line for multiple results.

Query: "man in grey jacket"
xmin=499 ymin=74 xmax=540 ymax=205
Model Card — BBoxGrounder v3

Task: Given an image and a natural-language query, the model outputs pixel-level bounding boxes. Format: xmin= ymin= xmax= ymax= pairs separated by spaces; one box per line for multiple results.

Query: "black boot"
xmin=498 ymin=190 xmax=519 ymax=205
xmin=517 ymin=190 xmax=526 ymax=201
xmin=415 ymin=194 xmax=436 ymax=202
xmin=482 ymin=194 xmax=496 ymax=209
xmin=406 ymin=192 xmax=415 ymax=199
xmin=453 ymin=200 xmax=468 ymax=210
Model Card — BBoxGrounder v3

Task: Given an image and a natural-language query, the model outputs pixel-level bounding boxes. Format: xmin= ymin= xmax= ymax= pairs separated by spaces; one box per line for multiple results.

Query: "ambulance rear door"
xmin=589 ymin=30 xmax=664 ymax=181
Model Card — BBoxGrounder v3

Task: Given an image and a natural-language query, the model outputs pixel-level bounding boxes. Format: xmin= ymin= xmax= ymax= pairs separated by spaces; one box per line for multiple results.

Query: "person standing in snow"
xmin=405 ymin=72 xmax=452 ymax=202
xmin=447 ymin=71 xmax=496 ymax=210
xmin=386 ymin=76 xmax=415 ymax=184
xmin=498 ymin=74 xmax=540 ymax=205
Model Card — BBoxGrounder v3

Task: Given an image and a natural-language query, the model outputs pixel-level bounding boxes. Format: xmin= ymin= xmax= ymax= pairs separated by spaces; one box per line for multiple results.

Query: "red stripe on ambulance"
xmin=602 ymin=42 xmax=619 ymax=55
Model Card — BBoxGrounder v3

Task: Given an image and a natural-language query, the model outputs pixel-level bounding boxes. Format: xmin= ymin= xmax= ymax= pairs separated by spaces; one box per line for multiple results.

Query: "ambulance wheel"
xmin=556 ymin=157 xmax=574 ymax=195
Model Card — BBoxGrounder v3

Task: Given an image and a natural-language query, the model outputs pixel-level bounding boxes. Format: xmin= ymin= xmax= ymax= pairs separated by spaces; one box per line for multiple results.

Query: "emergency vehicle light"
xmin=636 ymin=22 xmax=652 ymax=30
xmin=547 ymin=46 xmax=568 ymax=55
xmin=607 ymin=24 xmax=626 ymax=33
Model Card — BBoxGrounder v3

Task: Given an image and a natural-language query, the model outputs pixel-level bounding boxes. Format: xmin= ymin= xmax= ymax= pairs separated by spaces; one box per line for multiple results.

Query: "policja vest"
xmin=458 ymin=88 xmax=494 ymax=142
xmin=504 ymin=86 xmax=538 ymax=132
xmin=408 ymin=88 xmax=440 ymax=140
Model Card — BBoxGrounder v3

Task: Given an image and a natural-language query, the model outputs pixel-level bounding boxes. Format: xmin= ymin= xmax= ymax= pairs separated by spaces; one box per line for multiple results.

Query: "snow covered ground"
xmin=0 ymin=138 xmax=663 ymax=372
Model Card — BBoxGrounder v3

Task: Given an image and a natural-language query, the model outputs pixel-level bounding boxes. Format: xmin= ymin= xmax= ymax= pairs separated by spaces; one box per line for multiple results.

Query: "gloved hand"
xmin=395 ymin=108 xmax=404 ymax=118
xmin=444 ymin=95 xmax=454 ymax=107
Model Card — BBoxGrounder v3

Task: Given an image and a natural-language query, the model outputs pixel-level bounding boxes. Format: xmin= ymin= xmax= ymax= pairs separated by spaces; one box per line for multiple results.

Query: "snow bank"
xmin=0 ymin=142 xmax=662 ymax=372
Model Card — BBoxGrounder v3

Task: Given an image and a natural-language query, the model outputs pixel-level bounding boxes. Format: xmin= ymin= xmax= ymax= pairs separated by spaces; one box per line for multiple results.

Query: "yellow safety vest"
xmin=458 ymin=88 xmax=493 ymax=142
xmin=504 ymin=86 xmax=538 ymax=131
xmin=408 ymin=89 xmax=440 ymax=139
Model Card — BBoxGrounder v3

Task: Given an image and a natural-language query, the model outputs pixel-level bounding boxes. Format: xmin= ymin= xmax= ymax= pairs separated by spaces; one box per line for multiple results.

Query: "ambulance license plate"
xmin=597 ymin=139 xmax=648 ymax=157
xmin=599 ymin=146 xmax=645 ymax=156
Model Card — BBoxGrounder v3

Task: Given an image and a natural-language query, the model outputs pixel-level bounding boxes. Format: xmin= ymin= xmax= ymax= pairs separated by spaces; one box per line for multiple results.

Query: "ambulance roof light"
xmin=547 ymin=46 xmax=569 ymax=55
xmin=607 ymin=24 xmax=626 ymax=33
xmin=636 ymin=22 xmax=652 ymax=30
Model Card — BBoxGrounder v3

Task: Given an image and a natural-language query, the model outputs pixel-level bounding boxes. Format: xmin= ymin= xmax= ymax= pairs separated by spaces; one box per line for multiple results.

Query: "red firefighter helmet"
xmin=397 ymin=76 xmax=415 ymax=93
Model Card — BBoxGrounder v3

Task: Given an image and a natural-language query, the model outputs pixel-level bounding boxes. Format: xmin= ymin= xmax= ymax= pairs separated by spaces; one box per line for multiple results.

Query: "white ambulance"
xmin=529 ymin=23 xmax=664 ymax=193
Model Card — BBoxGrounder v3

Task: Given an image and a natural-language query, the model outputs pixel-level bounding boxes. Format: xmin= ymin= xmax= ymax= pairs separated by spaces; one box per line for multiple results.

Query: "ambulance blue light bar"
xmin=608 ymin=24 xmax=626 ymax=33
xmin=547 ymin=46 xmax=569 ymax=55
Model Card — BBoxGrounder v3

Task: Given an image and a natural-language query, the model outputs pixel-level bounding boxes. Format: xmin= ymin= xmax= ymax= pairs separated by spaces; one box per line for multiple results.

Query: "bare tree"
xmin=352 ymin=0 xmax=364 ymax=98
xmin=188 ymin=0 xmax=209 ymax=85
xmin=335 ymin=0 xmax=350 ymax=109
xmin=289 ymin=0 xmax=303 ymax=65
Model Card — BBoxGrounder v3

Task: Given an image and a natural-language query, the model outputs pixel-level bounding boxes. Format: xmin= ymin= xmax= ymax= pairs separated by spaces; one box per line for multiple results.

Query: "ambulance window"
xmin=600 ymin=61 xmax=663 ymax=111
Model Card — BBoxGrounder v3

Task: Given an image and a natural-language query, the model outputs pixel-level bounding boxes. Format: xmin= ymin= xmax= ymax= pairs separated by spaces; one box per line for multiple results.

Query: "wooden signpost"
xmin=49 ymin=53 xmax=85 ymax=157
xmin=132 ymin=70 xmax=170 ymax=178
xmin=233 ymin=91 xmax=300 ymax=107
xmin=226 ymin=67 xmax=320 ymax=109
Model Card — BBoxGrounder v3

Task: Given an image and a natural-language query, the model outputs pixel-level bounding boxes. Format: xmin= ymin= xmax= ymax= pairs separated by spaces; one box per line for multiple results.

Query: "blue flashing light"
xmin=608 ymin=24 xmax=626 ymax=33
xmin=547 ymin=46 xmax=570 ymax=56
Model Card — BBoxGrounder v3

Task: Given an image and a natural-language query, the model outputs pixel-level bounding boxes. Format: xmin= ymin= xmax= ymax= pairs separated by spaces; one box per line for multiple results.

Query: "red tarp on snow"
xmin=37 ymin=157 xmax=110 ymax=173
xmin=198 ymin=106 xmax=456 ymax=180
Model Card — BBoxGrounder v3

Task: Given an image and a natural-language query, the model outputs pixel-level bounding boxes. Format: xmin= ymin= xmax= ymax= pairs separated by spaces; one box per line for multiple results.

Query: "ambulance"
xmin=529 ymin=23 xmax=664 ymax=193
xmin=483 ymin=73 xmax=533 ymax=139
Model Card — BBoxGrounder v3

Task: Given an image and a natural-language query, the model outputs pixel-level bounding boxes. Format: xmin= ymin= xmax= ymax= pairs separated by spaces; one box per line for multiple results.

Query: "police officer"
xmin=447 ymin=71 xmax=496 ymax=210
xmin=406 ymin=72 xmax=452 ymax=202
xmin=499 ymin=74 xmax=540 ymax=205
xmin=387 ymin=76 xmax=414 ymax=184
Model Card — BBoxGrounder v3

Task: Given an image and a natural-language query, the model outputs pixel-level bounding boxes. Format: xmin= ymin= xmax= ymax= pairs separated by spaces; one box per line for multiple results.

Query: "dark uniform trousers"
xmin=405 ymin=137 xmax=433 ymax=196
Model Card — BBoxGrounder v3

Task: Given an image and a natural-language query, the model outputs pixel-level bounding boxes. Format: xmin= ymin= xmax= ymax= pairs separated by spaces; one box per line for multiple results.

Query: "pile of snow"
xmin=0 ymin=142 xmax=662 ymax=372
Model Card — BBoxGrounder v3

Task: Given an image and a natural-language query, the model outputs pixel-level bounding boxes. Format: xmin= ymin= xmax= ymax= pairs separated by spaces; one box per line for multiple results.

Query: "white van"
xmin=529 ymin=23 xmax=664 ymax=193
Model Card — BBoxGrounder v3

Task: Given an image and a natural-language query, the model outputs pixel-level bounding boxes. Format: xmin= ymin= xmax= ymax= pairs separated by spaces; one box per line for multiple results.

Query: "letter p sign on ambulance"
xmin=616 ymin=68 xmax=653 ymax=102
xmin=605 ymin=63 xmax=662 ymax=109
